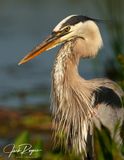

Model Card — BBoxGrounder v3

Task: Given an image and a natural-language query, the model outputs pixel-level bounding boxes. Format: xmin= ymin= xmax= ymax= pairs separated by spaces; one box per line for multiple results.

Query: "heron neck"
xmin=51 ymin=41 xmax=93 ymax=154
xmin=52 ymin=40 xmax=82 ymax=85
xmin=51 ymin=37 xmax=122 ymax=155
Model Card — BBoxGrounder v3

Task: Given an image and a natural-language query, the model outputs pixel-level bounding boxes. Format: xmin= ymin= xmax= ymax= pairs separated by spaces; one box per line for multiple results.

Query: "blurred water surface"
xmin=0 ymin=0 xmax=112 ymax=107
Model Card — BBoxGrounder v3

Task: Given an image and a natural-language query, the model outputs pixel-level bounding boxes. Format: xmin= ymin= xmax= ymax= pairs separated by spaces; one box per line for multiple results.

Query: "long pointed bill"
xmin=18 ymin=33 xmax=61 ymax=65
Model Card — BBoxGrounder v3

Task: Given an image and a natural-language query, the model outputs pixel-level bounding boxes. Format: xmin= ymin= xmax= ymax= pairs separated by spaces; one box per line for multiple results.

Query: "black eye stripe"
xmin=61 ymin=16 xmax=90 ymax=28
xmin=60 ymin=15 xmax=105 ymax=29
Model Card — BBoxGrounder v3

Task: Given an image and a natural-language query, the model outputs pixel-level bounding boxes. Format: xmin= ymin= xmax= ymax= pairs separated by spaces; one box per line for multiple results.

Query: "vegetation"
xmin=95 ymin=0 xmax=124 ymax=82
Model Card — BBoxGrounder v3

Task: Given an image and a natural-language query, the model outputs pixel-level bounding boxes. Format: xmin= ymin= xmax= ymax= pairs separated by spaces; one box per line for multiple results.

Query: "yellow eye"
xmin=64 ymin=26 xmax=71 ymax=32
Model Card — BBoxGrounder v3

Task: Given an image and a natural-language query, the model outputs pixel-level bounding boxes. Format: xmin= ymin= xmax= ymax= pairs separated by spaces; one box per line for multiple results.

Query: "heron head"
xmin=18 ymin=15 xmax=103 ymax=65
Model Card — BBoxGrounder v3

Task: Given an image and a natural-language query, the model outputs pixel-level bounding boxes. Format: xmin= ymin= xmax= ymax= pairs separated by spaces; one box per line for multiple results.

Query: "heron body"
xmin=52 ymin=38 xmax=123 ymax=156
xmin=19 ymin=15 xmax=124 ymax=159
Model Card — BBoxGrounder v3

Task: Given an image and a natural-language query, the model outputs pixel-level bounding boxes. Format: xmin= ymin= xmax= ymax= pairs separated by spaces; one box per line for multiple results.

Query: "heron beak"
xmin=18 ymin=33 xmax=62 ymax=65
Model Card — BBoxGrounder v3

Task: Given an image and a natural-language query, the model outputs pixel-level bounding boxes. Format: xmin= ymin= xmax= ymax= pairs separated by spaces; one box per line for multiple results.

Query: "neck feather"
xmin=51 ymin=40 xmax=94 ymax=154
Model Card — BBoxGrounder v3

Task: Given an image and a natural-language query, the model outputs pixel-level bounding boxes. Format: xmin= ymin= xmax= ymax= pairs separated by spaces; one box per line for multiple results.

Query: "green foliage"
xmin=1 ymin=126 xmax=123 ymax=160
xmin=13 ymin=131 xmax=43 ymax=160
xmin=14 ymin=131 xmax=30 ymax=147
xmin=94 ymin=124 xmax=123 ymax=160
xmin=117 ymin=54 xmax=124 ymax=88
xmin=95 ymin=0 xmax=124 ymax=54
xmin=94 ymin=0 xmax=124 ymax=82
xmin=43 ymin=152 xmax=81 ymax=160
xmin=32 ymin=137 xmax=43 ymax=159
xmin=21 ymin=113 xmax=51 ymax=130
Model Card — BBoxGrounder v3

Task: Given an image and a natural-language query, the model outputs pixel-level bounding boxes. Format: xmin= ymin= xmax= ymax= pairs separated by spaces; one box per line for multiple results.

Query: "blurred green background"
xmin=0 ymin=0 xmax=124 ymax=159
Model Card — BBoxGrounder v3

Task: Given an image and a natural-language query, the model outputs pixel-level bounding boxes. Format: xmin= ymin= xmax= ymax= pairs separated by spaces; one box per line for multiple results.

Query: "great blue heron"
xmin=19 ymin=15 xmax=124 ymax=159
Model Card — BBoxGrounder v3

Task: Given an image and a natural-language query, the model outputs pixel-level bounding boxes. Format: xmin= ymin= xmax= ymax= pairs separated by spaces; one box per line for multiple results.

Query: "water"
xmin=0 ymin=0 xmax=112 ymax=107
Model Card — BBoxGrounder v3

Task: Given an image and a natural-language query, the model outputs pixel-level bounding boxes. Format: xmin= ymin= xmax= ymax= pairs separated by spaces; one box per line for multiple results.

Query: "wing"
xmin=90 ymin=81 xmax=124 ymax=145
xmin=90 ymin=78 xmax=124 ymax=99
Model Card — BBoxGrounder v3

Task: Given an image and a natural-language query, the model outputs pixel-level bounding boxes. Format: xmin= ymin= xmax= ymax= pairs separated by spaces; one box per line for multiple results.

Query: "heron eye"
xmin=64 ymin=26 xmax=71 ymax=32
